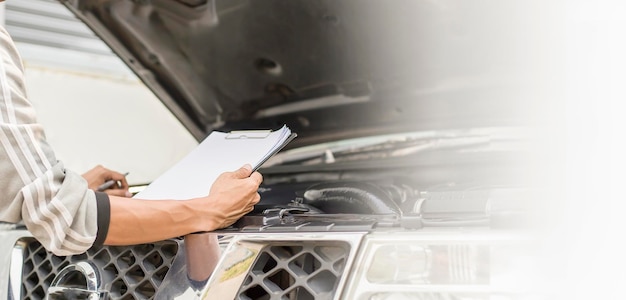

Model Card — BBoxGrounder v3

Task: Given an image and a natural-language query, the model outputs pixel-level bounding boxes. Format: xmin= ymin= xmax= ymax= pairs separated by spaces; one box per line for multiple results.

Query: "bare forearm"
xmin=185 ymin=233 xmax=220 ymax=281
xmin=104 ymin=196 xmax=214 ymax=245
xmin=102 ymin=165 xmax=261 ymax=245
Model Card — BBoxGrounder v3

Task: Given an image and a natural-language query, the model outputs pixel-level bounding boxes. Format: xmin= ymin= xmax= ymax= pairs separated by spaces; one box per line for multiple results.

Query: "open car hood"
xmin=61 ymin=0 xmax=543 ymax=148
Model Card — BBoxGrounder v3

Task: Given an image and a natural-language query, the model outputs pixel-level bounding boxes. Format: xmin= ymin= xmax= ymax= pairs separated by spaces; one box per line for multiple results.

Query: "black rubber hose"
xmin=302 ymin=182 xmax=401 ymax=215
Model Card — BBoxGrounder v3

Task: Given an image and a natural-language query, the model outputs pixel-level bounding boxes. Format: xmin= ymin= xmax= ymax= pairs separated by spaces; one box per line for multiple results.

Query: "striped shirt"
xmin=0 ymin=25 xmax=109 ymax=256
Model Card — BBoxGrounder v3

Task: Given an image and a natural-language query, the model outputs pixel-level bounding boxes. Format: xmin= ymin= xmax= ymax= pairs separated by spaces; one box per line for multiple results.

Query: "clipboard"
xmin=250 ymin=132 xmax=297 ymax=172
xmin=133 ymin=125 xmax=296 ymax=200
xmin=225 ymin=130 xmax=272 ymax=139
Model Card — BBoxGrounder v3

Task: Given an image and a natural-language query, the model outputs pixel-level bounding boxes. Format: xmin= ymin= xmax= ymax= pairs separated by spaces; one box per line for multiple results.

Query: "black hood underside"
xmin=63 ymin=0 xmax=542 ymax=147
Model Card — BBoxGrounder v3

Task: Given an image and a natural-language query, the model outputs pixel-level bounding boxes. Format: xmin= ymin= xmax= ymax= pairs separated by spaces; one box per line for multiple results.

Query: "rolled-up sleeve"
xmin=0 ymin=26 xmax=108 ymax=256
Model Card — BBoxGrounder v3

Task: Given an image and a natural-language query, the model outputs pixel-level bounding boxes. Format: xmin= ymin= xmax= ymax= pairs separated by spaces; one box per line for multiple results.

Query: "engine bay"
xmin=227 ymin=149 xmax=536 ymax=232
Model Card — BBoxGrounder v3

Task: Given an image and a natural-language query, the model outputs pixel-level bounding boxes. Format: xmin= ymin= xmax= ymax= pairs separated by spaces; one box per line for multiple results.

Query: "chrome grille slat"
xmin=17 ymin=238 xmax=179 ymax=300
xmin=237 ymin=241 xmax=350 ymax=300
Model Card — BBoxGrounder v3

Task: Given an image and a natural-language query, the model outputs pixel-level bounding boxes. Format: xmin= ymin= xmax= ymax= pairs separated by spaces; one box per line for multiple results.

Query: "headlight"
xmin=366 ymin=243 xmax=491 ymax=285
xmin=368 ymin=292 xmax=535 ymax=300
xmin=341 ymin=230 xmax=546 ymax=300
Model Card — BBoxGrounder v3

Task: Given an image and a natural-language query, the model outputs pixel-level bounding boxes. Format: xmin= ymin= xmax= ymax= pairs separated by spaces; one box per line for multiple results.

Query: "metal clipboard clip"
xmin=225 ymin=130 xmax=272 ymax=139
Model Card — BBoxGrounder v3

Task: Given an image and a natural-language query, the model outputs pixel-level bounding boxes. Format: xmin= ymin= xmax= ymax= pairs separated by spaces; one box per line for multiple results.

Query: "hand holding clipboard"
xmin=134 ymin=125 xmax=296 ymax=200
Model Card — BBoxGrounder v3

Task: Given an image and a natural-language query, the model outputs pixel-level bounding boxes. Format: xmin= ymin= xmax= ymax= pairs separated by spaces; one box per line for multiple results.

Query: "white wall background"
xmin=23 ymin=65 xmax=198 ymax=186
xmin=1 ymin=0 xmax=198 ymax=185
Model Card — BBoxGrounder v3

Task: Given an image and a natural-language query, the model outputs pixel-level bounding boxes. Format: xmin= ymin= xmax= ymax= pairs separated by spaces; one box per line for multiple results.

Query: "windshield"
xmin=264 ymin=127 xmax=531 ymax=167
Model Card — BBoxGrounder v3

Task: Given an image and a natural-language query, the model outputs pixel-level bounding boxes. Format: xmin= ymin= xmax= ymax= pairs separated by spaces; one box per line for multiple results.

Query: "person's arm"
xmin=104 ymin=165 xmax=261 ymax=245
xmin=185 ymin=233 xmax=220 ymax=283
xmin=0 ymin=25 xmax=102 ymax=256
xmin=1 ymin=24 xmax=260 ymax=257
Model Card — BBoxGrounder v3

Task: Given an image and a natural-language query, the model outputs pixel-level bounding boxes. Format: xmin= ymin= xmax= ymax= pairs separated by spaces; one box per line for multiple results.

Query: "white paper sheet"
xmin=133 ymin=125 xmax=294 ymax=200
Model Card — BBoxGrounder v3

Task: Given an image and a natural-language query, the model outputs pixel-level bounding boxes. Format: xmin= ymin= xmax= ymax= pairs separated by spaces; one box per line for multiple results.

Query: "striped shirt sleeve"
xmin=0 ymin=25 xmax=107 ymax=256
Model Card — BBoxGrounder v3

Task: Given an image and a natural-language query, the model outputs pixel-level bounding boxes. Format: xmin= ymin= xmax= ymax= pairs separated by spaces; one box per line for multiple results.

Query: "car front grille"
xmin=15 ymin=237 xmax=179 ymax=300
xmin=237 ymin=241 xmax=350 ymax=300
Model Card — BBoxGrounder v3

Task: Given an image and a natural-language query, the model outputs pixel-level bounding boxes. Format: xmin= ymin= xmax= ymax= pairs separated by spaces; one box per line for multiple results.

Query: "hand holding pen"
xmin=97 ymin=172 xmax=130 ymax=191
xmin=81 ymin=165 xmax=132 ymax=197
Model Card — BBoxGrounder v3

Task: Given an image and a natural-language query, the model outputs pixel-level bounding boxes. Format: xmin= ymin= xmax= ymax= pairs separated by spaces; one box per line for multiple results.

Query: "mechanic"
xmin=0 ymin=18 xmax=261 ymax=275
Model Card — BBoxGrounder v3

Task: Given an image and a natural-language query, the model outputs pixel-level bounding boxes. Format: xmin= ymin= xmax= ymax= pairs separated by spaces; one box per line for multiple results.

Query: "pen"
xmin=97 ymin=172 xmax=129 ymax=192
